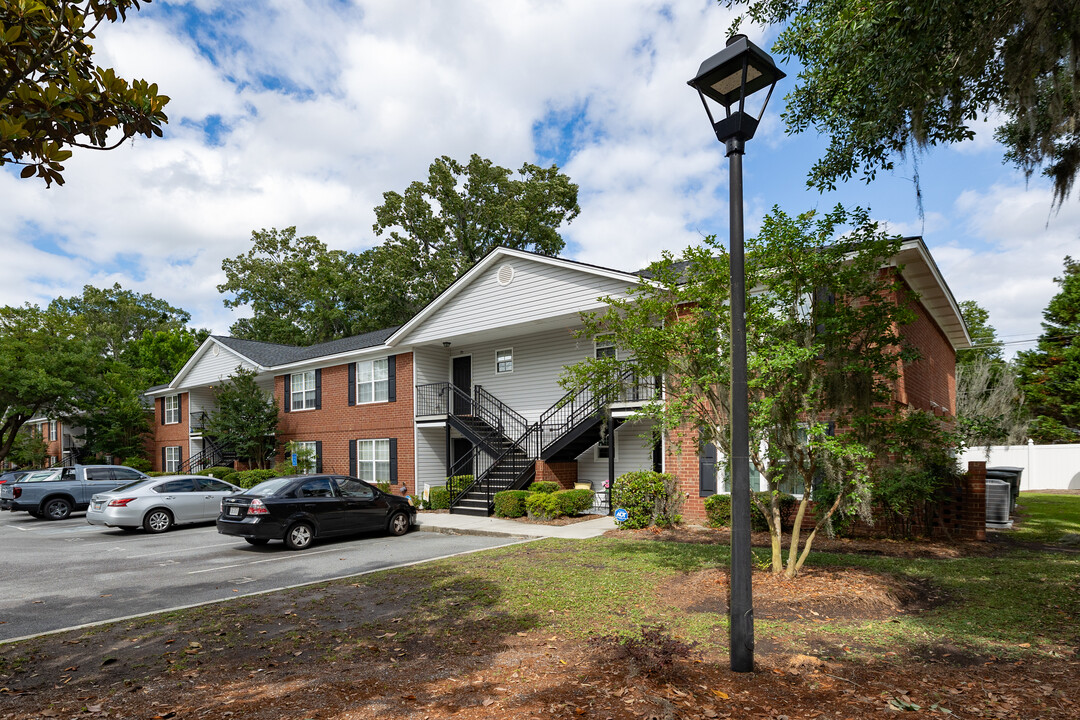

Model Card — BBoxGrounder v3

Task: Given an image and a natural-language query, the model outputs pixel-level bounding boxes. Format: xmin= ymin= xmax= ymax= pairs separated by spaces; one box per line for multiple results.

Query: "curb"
xmin=415 ymin=524 xmax=534 ymax=540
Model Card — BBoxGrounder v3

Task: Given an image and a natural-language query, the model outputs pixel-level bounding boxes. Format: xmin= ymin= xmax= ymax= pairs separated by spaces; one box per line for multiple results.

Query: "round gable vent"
xmin=212 ymin=344 xmax=220 ymax=357
xmin=496 ymin=264 xmax=515 ymax=286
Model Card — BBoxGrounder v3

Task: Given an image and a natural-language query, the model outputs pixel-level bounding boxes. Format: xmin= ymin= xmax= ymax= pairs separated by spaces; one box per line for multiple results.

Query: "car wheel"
xmin=388 ymin=511 xmax=410 ymax=536
xmin=43 ymin=498 xmax=72 ymax=521
xmin=244 ymin=538 xmax=269 ymax=546
xmin=143 ymin=509 xmax=173 ymax=533
xmin=284 ymin=522 xmax=314 ymax=550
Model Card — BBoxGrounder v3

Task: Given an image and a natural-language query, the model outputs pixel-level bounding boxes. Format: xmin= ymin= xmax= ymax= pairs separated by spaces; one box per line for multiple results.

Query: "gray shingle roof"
xmin=213 ymin=326 xmax=399 ymax=368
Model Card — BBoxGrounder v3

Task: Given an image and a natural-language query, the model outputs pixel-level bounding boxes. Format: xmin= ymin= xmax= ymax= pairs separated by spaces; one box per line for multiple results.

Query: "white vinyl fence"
xmin=960 ymin=441 xmax=1080 ymax=491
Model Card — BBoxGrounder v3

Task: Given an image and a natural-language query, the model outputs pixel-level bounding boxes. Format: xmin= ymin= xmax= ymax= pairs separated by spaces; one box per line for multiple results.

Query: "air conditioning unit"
xmin=985 ymin=479 xmax=1012 ymax=529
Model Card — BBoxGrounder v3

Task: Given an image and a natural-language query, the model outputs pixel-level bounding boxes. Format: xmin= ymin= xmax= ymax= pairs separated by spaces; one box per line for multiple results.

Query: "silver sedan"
xmin=86 ymin=475 xmax=242 ymax=533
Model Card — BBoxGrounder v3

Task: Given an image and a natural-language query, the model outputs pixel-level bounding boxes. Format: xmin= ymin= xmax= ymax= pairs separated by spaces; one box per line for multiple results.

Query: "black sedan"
xmin=217 ymin=475 xmax=416 ymax=550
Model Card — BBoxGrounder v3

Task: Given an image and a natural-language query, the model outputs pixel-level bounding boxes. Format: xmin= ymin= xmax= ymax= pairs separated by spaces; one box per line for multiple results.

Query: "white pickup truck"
xmin=0 ymin=465 xmax=148 ymax=520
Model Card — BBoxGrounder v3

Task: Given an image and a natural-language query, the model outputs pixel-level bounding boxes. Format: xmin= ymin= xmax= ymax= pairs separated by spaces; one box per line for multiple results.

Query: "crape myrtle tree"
xmin=1 ymin=0 xmax=169 ymax=186
xmin=564 ymin=206 xmax=920 ymax=578
xmin=0 ymin=304 xmax=102 ymax=466
xmin=724 ymin=0 xmax=1080 ymax=208
xmin=1018 ymin=256 xmax=1080 ymax=443
xmin=204 ymin=368 xmax=278 ymax=470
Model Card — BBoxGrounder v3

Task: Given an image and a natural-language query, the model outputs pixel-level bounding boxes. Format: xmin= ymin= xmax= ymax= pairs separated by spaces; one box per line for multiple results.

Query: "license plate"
xmin=228 ymin=506 xmax=240 ymax=516
xmin=92 ymin=502 xmax=103 ymax=510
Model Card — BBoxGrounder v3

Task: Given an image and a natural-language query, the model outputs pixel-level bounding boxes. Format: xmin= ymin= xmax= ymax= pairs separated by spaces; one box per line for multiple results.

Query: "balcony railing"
xmin=189 ymin=411 xmax=209 ymax=435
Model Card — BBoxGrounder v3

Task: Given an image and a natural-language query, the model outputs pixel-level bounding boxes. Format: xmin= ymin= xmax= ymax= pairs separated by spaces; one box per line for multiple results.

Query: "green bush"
xmin=219 ymin=471 xmax=240 ymax=486
xmin=194 ymin=466 xmax=232 ymax=478
xmin=704 ymin=494 xmax=731 ymax=528
xmin=556 ymin=488 xmax=595 ymax=516
xmin=121 ymin=457 xmax=151 ymax=472
xmin=611 ymin=471 xmax=683 ymax=529
xmin=233 ymin=469 xmax=278 ymax=489
xmin=428 ymin=487 xmax=450 ymax=510
xmin=146 ymin=471 xmax=168 ymax=477
xmin=494 ymin=490 xmax=531 ymax=518
xmin=447 ymin=475 xmax=474 ymax=497
xmin=528 ymin=481 xmax=560 ymax=494
xmin=525 ymin=491 xmax=562 ymax=520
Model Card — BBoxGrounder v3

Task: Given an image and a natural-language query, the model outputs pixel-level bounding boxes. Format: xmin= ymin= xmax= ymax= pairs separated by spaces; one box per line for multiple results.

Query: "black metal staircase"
xmin=179 ymin=437 xmax=235 ymax=474
xmin=443 ymin=369 xmax=645 ymax=515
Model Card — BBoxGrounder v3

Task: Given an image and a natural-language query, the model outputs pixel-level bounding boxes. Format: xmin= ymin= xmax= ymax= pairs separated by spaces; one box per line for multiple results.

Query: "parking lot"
xmin=0 ymin=511 xmax=522 ymax=642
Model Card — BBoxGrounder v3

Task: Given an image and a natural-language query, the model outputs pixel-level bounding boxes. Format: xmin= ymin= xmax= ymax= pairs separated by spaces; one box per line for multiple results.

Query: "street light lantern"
xmin=689 ymin=34 xmax=784 ymax=675
xmin=688 ymin=34 xmax=786 ymax=147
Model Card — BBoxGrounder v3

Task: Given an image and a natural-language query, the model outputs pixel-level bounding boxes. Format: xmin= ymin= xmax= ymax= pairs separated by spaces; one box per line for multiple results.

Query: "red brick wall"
xmin=276 ymin=353 xmax=415 ymax=493
xmin=148 ymin=393 xmax=189 ymax=471
xmin=893 ymin=275 xmax=957 ymax=414
xmin=535 ymin=461 xmax=578 ymax=488
xmin=665 ymin=426 xmax=706 ymax=523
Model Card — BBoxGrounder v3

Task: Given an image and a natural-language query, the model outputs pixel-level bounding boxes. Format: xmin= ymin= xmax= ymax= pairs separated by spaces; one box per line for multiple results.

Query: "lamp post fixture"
xmin=688 ymin=34 xmax=784 ymax=674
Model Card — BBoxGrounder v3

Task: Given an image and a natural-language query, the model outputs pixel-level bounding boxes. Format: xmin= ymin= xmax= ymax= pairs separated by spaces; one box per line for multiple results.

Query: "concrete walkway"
xmin=415 ymin=512 xmax=616 ymax=539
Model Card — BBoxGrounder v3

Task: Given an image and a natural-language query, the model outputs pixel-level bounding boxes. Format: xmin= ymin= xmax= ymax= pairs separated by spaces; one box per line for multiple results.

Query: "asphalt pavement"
xmin=0 ymin=510 xmax=530 ymax=642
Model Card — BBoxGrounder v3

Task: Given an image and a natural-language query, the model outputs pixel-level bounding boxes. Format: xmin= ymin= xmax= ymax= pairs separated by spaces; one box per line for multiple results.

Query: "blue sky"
xmin=1 ymin=0 xmax=1076 ymax=356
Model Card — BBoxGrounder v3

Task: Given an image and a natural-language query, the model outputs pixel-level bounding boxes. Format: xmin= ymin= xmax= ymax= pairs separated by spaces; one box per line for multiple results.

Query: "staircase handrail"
xmin=472 ymin=385 xmax=529 ymax=441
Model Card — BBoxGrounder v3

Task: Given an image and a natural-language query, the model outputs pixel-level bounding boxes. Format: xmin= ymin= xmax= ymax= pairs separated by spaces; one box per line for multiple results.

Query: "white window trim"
xmin=164 ymin=446 xmax=181 ymax=473
xmin=356 ymin=357 xmax=389 ymax=405
xmin=355 ymin=439 xmax=391 ymax=483
xmin=594 ymin=335 xmax=617 ymax=360
xmin=291 ymin=371 xmax=317 ymax=411
xmin=594 ymin=431 xmax=619 ymax=462
xmin=164 ymin=395 xmax=180 ymax=424
xmin=49 ymin=420 xmax=57 ymax=441
xmin=496 ymin=348 xmax=514 ymax=374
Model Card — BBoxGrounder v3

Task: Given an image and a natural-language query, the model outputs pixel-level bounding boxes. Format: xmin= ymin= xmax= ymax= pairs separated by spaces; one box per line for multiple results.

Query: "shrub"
xmin=555 ymin=488 xmax=595 ymax=516
xmin=233 ymin=469 xmax=278 ymax=489
xmin=704 ymin=494 xmax=731 ymax=528
xmin=611 ymin=471 xmax=683 ymax=529
xmin=194 ymin=466 xmax=232 ymax=478
xmin=525 ymin=491 xmax=563 ymax=520
xmin=751 ymin=491 xmax=798 ymax=532
xmin=494 ymin=490 xmax=531 ymax=518
xmin=121 ymin=457 xmax=151 ymax=472
xmin=218 ymin=471 xmax=240 ymax=486
xmin=528 ymin=481 xmax=560 ymax=494
xmin=375 ymin=482 xmax=392 ymax=494
xmin=446 ymin=475 xmax=474 ymax=497
xmin=146 ymin=471 xmax=168 ymax=477
xmin=428 ymin=487 xmax=450 ymax=510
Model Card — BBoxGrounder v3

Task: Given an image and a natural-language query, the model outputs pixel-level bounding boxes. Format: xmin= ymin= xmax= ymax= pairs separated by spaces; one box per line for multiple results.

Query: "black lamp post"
xmin=688 ymin=34 xmax=784 ymax=674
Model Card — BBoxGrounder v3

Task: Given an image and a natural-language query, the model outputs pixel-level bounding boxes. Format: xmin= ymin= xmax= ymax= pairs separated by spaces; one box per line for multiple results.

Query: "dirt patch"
xmin=657 ymin=566 xmax=944 ymax=622
xmin=611 ymin=524 xmax=1002 ymax=558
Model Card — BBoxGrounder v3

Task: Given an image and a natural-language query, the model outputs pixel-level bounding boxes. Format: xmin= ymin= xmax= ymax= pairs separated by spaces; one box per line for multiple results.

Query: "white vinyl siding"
xmin=356 ymin=439 xmax=391 ymax=483
xmin=400 ymin=256 xmax=637 ymax=345
xmin=183 ymin=345 xmax=258 ymax=387
xmin=164 ymin=446 xmax=181 ymax=473
xmin=291 ymin=371 xmax=316 ymax=410
xmin=576 ymin=419 xmax=655 ymax=488
xmin=357 ymin=358 xmax=389 ymax=403
xmin=164 ymin=395 xmax=180 ymax=424
xmin=415 ymin=426 xmax=447 ymax=488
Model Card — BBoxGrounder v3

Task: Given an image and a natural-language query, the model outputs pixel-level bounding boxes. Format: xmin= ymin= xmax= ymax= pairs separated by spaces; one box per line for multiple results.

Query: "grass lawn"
xmin=2 ymin=497 xmax=1078 ymax=719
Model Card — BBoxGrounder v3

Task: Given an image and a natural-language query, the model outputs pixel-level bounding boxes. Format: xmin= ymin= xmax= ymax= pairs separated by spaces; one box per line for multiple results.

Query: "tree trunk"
xmin=752 ymin=493 xmax=783 ymax=573
xmin=786 ymin=491 xmax=844 ymax=578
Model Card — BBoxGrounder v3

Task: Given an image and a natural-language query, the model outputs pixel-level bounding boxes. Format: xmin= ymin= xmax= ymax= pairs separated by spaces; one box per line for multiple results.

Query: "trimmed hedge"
xmin=194 ymin=467 xmax=233 ymax=478
xmin=447 ymin=475 xmax=474 ymax=496
xmin=146 ymin=471 xmax=168 ymax=477
xmin=704 ymin=491 xmax=799 ymax=532
xmin=525 ymin=488 xmax=597 ymax=520
xmin=528 ymin=481 xmax=560 ymax=494
xmin=233 ymin=469 xmax=278 ymax=489
xmin=494 ymin=490 xmax=531 ymax=518
xmin=611 ymin=471 xmax=683 ymax=529
xmin=428 ymin=487 xmax=450 ymax=510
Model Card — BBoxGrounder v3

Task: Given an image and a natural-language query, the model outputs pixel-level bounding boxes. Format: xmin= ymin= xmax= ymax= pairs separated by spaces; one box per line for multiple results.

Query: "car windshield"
xmin=246 ymin=478 xmax=295 ymax=497
xmin=20 ymin=470 xmax=62 ymax=483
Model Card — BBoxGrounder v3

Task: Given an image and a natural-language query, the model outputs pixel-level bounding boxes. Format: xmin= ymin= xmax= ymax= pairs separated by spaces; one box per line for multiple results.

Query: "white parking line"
xmin=125 ymin=541 xmax=238 ymax=560
xmin=186 ymin=547 xmax=339 ymax=574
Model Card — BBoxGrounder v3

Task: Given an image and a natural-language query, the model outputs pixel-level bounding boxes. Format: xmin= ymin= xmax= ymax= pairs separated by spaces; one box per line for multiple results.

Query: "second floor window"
xmin=496 ymin=349 xmax=513 ymax=373
xmin=356 ymin=358 xmax=389 ymax=403
xmin=164 ymin=395 xmax=180 ymax=424
xmin=291 ymin=371 xmax=316 ymax=410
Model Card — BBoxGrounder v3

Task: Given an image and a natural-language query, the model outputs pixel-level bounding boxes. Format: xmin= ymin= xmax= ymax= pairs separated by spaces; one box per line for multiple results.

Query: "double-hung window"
xmin=291 ymin=371 xmax=317 ymax=410
xmin=294 ymin=441 xmax=318 ymax=475
xmin=595 ymin=336 xmax=617 ymax=360
xmin=164 ymin=446 xmax=181 ymax=473
xmin=356 ymin=358 xmax=389 ymax=403
xmin=164 ymin=395 xmax=180 ymax=424
xmin=496 ymin=349 xmax=513 ymax=374
xmin=356 ymin=439 xmax=390 ymax=483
